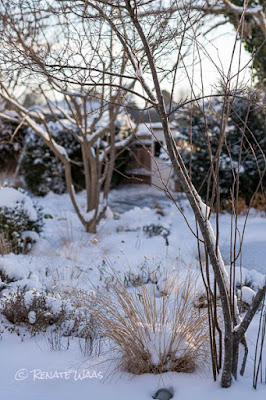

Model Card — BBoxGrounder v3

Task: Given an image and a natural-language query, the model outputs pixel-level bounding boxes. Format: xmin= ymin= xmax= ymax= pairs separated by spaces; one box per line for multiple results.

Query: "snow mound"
xmin=0 ymin=187 xmax=37 ymax=221
xmin=138 ymin=322 xmax=195 ymax=367
xmin=237 ymin=286 xmax=256 ymax=305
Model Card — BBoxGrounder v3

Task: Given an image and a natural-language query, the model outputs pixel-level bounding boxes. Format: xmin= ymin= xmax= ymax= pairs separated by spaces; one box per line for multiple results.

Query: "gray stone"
xmin=152 ymin=387 xmax=174 ymax=400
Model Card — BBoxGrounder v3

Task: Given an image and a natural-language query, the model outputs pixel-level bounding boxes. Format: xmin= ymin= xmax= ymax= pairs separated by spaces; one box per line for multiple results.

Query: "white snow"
xmin=0 ymin=187 xmax=37 ymax=221
xmin=0 ymin=185 xmax=265 ymax=399
xmin=0 ymin=259 xmax=28 ymax=281
xmin=237 ymin=286 xmax=256 ymax=305
xmin=197 ymin=196 xmax=211 ymax=220
xmin=137 ymin=122 xmax=176 ymax=136
xmin=138 ymin=322 xmax=195 ymax=367
xmin=21 ymin=231 xmax=40 ymax=242
xmin=125 ymin=168 xmax=151 ymax=176
xmin=52 ymin=141 xmax=69 ymax=158
xmin=28 ymin=311 xmax=36 ymax=324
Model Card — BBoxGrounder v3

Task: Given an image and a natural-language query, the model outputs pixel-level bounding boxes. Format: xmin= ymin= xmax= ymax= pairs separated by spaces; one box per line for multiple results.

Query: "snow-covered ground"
xmin=0 ymin=185 xmax=265 ymax=399
xmin=0 ymin=327 xmax=264 ymax=400
xmin=109 ymin=185 xmax=266 ymax=274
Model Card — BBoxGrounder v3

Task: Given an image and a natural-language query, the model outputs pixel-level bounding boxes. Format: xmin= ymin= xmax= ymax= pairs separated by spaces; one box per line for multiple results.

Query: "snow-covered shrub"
xmin=93 ymin=278 xmax=209 ymax=374
xmin=0 ymin=288 xmax=68 ymax=337
xmin=143 ymin=223 xmax=170 ymax=238
xmin=0 ymin=287 xmax=99 ymax=350
xmin=1 ymin=289 xmax=54 ymax=328
xmin=21 ymin=115 xmax=132 ymax=196
xmin=96 ymin=257 xmax=162 ymax=291
xmin=143 ymin=224 xmax=170 ymax=247
xmin=0 ymin=187 xmax=43 ymax=254
xmin=123 ymin=261 xmax=161 ymax=288
xmin=176 ymin=96 xmax=266 ymax=207
xmin=51 ymin=285 xmax=99 ymax=349
xmin=0 ymin=119 xmax=26 ymax=173
xmin=107 ymin=113 xmax=133 ymax=188
xmin=21 ymin=121 xmax=84 ymax=196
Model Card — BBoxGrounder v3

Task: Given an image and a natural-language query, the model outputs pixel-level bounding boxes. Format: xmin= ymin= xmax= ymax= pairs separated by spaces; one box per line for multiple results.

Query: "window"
xmin=154 ymin=141 xmax=163 ymax=157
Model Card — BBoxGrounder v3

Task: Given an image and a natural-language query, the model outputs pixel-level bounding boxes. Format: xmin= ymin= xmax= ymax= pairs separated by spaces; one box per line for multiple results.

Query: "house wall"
xmin=127 ymin=145 xmax=151 ymax=172
xmin=124 ymin=143 xmax=151 ymax=184
xmin=125 ymin=125 xmax=182 ymax=192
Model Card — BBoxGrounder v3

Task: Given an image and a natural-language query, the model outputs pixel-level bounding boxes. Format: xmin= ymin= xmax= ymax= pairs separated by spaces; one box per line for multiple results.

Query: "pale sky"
xmin=24 ymin=13 xmax=253 ymax=108
xmin=174 ymin=16 xmax=253 ymax=100
xmin=132 ymin=15 xmax=253 ymax=107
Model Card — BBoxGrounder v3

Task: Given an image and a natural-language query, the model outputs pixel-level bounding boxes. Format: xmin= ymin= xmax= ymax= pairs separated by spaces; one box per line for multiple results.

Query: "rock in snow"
xmin=152 ymin=388 xmax=174 ymax=400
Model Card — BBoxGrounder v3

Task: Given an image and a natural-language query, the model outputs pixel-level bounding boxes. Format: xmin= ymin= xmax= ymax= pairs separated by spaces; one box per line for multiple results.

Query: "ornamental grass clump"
xmin=94 ymin=277 xmax=209 ymax=374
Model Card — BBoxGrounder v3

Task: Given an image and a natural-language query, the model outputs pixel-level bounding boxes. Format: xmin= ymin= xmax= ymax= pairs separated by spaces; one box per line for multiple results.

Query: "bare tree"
xmin=139 ymin=0 xmax=266 ymax=35
xmin=140 ymin=0 xmax=266 ymax=83
xmin=0 ymin=2 xmax=135 ymax=232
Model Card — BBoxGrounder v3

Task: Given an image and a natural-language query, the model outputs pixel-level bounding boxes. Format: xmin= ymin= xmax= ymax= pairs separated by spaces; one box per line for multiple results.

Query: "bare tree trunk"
xmin=124 ymin=0 xmax=233 ymax=384
xmin=232 ymin=286 xmax=266 ymax=377
xmin=104 ymin=103 xmax=116 ymax=199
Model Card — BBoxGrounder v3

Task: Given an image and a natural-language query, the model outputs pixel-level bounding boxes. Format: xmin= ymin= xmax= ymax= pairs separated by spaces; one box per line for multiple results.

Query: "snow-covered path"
xmin=109 ymin=185 xmax=266 ymax=275
xmin=217 ymin=214 xmax=266 ymax=274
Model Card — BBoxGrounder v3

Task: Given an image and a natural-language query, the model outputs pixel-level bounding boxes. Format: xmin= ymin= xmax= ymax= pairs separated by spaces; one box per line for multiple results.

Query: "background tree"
xmin=143 ymin=1 xmax=266 ymax=84
xmin=223 ymin=0 xmax=265 ymax=83
xmin=175 ymin=94 xmax=266 ymax=208
xmin=0 ymin=2 xmax=135 ymax=232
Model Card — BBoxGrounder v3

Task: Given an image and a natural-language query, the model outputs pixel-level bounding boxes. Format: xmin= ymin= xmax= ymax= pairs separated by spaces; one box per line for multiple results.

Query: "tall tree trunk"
xmin=104 ymin=103 xmax=116 ymax=199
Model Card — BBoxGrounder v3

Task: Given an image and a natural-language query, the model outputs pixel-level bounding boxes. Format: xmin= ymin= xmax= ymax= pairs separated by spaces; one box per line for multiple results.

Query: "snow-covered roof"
xmin=137 ymin=122 xmax=167 ymax=135
xmin=136 ymin=122 xmax=183 ymax=140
